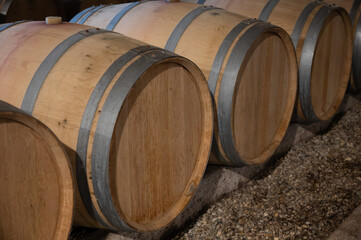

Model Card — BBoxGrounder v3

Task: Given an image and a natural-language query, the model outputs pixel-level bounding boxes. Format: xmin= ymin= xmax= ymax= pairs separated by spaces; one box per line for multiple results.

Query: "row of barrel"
xmin=0 ymin=0 xmax=359 ymax=239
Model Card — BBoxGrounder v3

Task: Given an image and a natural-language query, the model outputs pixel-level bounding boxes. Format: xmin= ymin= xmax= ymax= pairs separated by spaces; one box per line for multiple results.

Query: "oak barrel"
xmin=325 ymin=0 xmax=361 ymax=91
xmin=70 ymin=1 xmax=298 ymax=167
xmin=184 ymin=0 xmax=353 ymax=122
xmin=0 ymin=20 xmax=213 ymax=232
xmin=0 ymin=0 xmax=63 ymax=22
xmin=0 ymin=100 xmax=74 ymax=240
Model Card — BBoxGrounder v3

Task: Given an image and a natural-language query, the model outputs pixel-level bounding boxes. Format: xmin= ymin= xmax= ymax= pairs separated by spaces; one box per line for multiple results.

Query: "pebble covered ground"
xmin=173 ymin=102 xmax=361 ymax=240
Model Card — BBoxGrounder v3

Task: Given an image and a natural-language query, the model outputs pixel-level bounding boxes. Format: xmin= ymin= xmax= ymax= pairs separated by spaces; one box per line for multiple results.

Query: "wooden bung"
xmin=0 ymin=100 xmax=74 ymax=240
xmin=325 ymin=0 xmax=361 ymax=91
xmin=183 ymin=0 xmax=353 ymax=121
xmin=70 ymin=1 xmax=298 ymax=167
xmin=46 ymin=16 xmax=62 ymax=25
xmin=0 ymin=21 xmax=213 ymax=232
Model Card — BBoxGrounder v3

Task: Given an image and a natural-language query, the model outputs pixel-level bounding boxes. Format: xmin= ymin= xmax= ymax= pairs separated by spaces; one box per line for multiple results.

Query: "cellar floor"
xmin=70 ymin=94 xmax=361 ymax=240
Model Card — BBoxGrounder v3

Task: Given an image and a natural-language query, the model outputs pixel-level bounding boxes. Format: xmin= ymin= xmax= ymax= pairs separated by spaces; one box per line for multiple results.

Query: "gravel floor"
xmin=173 ymin=102 xmax=361 ymax=240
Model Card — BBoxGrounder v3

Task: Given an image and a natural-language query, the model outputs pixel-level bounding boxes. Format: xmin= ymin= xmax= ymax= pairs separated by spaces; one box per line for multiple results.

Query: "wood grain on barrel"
xmin=0 ymin=21 xmax=213 ymax=231
xmin=234 ymin=32 xmax=292 ymax=164
xmin=71 ymin=1 xmax=298 ymax=167
xmin=311 ymin=12 xmax=350 ymax=120
xmin=0 ymin=101 xmax=73 ymax=240
xmin=112 ymin=63 xmax=205 ymax=229
xmin=326 ymin=0 xmax=361 ymax=91
xmin=184 ymin=0 xmax=353 ymax=121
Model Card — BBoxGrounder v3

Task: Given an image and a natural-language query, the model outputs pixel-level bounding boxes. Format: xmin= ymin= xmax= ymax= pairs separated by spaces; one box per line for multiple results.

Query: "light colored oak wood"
xmin=311 ymin=12 xmax=351 ymax=120
xmin=46 ymin=16 xmax=62 ymax=24
xmin=233 ymin=31 xmax=292 ymax=163
xmin=72 ymin=1 xmax=298 ymax=166
xmin=0 ymin=101 xmax=73 ymax=240
xmin=112 ymin=62 xmax=206 ymax=229
xmin=0 ymin=21 xmax=213 ymax=232
xmin=184 ymin=0 xmax=353 ymax=121
xmin=326 ymin=0 xmax=361 ymax=91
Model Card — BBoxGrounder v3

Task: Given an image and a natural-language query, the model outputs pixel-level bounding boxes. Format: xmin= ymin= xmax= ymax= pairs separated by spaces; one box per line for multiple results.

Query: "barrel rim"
xmin=217 ymin=23 xmax=269 ymax=167
xmin=0 ymin=101 xmax=74 ymax=240
xmin=291 ymin=0 xmax=322 ymax=49
xmin=208 ymin=18 xmax=261 ymax=166
xmin=303 ymin=6 xmax=352 ymax=121
xmin=298 ymin=5 xmax=331 ymax=122
xmin=91 ymin=50 xmax=213 ymax=231
xmin=217 ymin=22 xmax=297 ymax=166
xmin=76 ymin=45 xmax=160 ymax=231
xmin=111 ymin=55 xmax=213 ymax=231
xmin=232 ymin=26 xmax=298 ymax=165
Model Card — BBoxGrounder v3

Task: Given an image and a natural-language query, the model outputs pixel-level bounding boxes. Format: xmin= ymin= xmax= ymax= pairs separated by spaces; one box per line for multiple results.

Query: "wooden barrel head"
xmin=233 ymin=28 xmax=297 ymax=165
xmin=109 ymin=58 xmax=212 ymax=231
xmin=326 ymin=0 xmax=361 ymax=92
xmin=310 ymin=8 xmax=352 ymax=120
xmin=69 ymin=2 xmax=298 ymax=166
xmin=0 ymin=103 xmax=73 ymax=240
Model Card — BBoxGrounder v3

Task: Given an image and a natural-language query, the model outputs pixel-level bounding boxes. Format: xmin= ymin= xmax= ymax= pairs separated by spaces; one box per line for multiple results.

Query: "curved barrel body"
xmin=325 ymin=0 xmax=361 ymax=91
xmin=184 ymin=0 xmax=353 ymax=121
xmin=70 ymin=1 xmax=298 ymax=167
xmin=0 ymin=100 xmax=74 ymax=240
xmin=0 ymin=21 xmax=213 ymax=232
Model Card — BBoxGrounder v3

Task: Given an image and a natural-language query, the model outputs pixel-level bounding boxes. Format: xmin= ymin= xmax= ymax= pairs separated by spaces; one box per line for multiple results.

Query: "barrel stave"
xmin=186 ymin=0 xmax=353 ymax=121
xmin=70 ymin=1 xmax=298 ymax=167
xmin=0 ymin=101 xmax=74 ymax=240
xmin=0 ymin=21 xmax=213 ymax=232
